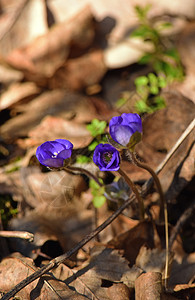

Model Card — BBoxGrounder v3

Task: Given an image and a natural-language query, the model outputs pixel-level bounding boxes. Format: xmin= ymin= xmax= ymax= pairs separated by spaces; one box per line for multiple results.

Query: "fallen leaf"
xmin=5 ymin=6 xmax=95 ymax=78
xmin=0 ymin=82 xmax=41 ymax=110
xmin=48 ymin=49 xmax=107 ymax=91
xmin=0 ymin=0 xmax=48 ymax=56
xmin=1 ymin=90 xmax=102 ymax=140
xmin=136 ymin=246 xmax=166 ymax=273
xmin=0 ymin=253 xmax=86 ymax=299
xmin=27 ymin=116 xmax=92 ymax=149
xmin=135 ymin=272 xmax=162 ymax=300
xmin=52 ymin=245 xmax=142 ymax=299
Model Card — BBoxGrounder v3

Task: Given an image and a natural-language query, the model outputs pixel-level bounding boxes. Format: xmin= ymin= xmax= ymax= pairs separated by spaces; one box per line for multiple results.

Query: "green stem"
xmin=118 ymin=168 xmax=145 ymax=220
xmin=129 ymin=151 xmax=169 ymax=289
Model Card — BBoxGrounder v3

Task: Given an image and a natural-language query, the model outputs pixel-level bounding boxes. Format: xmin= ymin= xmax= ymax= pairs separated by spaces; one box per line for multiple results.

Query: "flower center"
xmin=52 ymin=151 xmax=59 ymax=158
xmin=102 ymin=151 xmax=113 ymax=163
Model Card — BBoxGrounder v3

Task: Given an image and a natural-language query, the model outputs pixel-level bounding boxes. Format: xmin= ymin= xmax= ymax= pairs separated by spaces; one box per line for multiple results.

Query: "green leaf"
xmin=131 ymin=25 xmax=150 ymax=38
xmin=115 ymin=97 xmax=127 ymax=108
xmin=165 ymin=48 xmax=180 ymax=61
xmin=89 ymin=179 xmax=103 ymax=190
xmin=158 ymin=76 xmax=167 ymax=88
xmin=92 ymin=195 xmax=106 ymax=208
xmin=135 ymin=76 xmax=149 ymax=86
xmin=157 ymin=22 xmax=172 ymax=31
xmin=88 ymin=140 xmax=99 ymax=151
xmin=86 ymin=119 xmax=107 ymax=137
xmin=148 ymin=73 xmax=159 ymax=95
xmin=154 ymin=96 xmax=166 ymax=109
xmin=139 ymin=53 xmax=153 ymax=64
xmin=134 ymin=4 xmax=151 ymax=21
xmin=135 ymin=100 xmax=149 ymax=114
xmin=76 ymin=155 xmax=91 ymax=164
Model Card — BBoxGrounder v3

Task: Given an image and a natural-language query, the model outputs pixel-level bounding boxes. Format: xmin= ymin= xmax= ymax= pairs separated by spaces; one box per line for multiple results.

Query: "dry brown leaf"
xmin=108 ymin=220 xmax=162 ymax=266
xmin=136 ymin=246 xmax=166 ymax=274
xmin=0 ymin=0 xmax=48 ymax=56
xmin=169 ymin=252 xmax=195 ymax=286
xmin=0 ymin=64 xmax=23 ymax=86
xmin=135 ymin=272 xmax=162 ymax=300
xmin=5 ymin=6 xmax=95 ymax=78
xmin=0 ymin=90 xmax=102 ymax=140
xmin=0 ymin=82 xmax=41 ymax=110
xmin=106 ymin=283 xmax=131 ymax=300
xmin=0 ymin=253 xmax=86 ymax=299
xmin=27 ymin=115 xmax=92 ymax=149
xmin=48 ymin=49 xmax=107 ymax=91
xmin=9 ymin=207 xmax=94 ymax=259
xmin=19 ymin=167 xmax=87 ymax=209
xmin=52 ymin=245 xmax=142 ymax=299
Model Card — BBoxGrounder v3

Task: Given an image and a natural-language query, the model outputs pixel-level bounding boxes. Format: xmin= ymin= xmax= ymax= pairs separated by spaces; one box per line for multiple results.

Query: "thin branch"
xmin=2 ymin=196 xmax=135 ymax=300
xmin=0 ymin=231 xmax=34 ymax=242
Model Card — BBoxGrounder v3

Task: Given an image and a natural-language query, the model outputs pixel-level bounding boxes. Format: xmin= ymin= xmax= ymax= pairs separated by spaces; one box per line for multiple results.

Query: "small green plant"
xmin=134 ymin=73 xmax=166 ymax=113
xmin=77 ymin=119 xmax=107 ymax=164
xmin=86 ymin=119 xmax=107 ymax=138
xmin=89 ymin=179 xmax=106 ymax=208
xmin=125 ymin=5 xmax=184 ymax=114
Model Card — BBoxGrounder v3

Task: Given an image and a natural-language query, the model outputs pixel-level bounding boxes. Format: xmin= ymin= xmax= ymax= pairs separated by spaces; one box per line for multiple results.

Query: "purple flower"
xmin=93 ymin=143 xmax=120 ymax=171
xmin=36 ymin=139 xmax=73 ymax=168
xmin=109 ymin=113 xmax=142 ymax=147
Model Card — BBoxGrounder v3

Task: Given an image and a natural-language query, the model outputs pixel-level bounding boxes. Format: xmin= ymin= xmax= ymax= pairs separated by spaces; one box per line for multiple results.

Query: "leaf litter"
xmin=0 ymin=1 xmax=195 ymax=299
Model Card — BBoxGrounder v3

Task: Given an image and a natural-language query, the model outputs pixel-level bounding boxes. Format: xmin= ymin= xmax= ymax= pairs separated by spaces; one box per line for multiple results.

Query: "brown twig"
xmin=1 ymin=196 xmax=135 ymax=300
xmin=0 ymin=231 xmax=34 ymax=242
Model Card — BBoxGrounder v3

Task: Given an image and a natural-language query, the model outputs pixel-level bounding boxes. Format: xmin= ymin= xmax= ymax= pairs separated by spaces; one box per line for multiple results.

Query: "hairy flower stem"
xmin=118 ymin=168 xmax=145 ymax=220
xmin=63 ymin=165 xmax=103 ymax=187
xmin=129 ymin=151 xmax=169 ymax=288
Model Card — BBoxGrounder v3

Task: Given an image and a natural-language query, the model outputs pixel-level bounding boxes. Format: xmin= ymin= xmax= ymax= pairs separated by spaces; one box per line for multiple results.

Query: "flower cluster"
xmin=36 ymin=113 xmax=142 ymax=171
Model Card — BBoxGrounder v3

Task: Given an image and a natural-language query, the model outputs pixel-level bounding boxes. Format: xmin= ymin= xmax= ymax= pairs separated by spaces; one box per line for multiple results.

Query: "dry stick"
xmin=169 ymin=200 xmax=195 ymax=249
xmin=0 ymin=231 xmax=34 ymax=242
xmin=129 ymin=151 xmax=169 ymax=289
xmin=1 ymin=196 xmax=135 ymax=300
xmin=118 ymin=168 xmax=145 ymax=220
